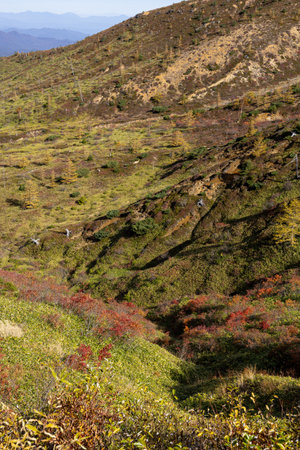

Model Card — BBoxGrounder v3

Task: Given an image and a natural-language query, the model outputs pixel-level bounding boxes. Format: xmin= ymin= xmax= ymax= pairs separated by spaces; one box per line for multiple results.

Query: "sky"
xmin=0 ymin=1 xmax=176 ymax=16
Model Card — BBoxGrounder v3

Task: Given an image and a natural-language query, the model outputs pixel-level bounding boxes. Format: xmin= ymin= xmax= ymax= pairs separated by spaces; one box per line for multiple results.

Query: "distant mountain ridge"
xmin=0 ymin=11 xmax=128 ymax=35
xmin=4 ymin=27 xmax=87 ymax=42
xmin=0 ymin=30 xmax=72 ymax=56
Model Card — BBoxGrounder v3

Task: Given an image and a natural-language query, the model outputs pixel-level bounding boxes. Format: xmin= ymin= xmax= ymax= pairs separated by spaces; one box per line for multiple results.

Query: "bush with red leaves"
xmin=66 ymin=343 xmax=113 ymax=372
xmin=0 ymin=270 xmax=156 ymax=341
xmin=153 ymin=270 xmax=300 ymax=373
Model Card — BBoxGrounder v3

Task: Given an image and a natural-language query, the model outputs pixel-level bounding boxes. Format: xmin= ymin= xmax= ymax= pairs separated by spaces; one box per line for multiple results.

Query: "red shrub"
xmin=0 ymin=270 xmax=157 ymax=341
xmin=98 ymin=344 xmax=112 ymax=365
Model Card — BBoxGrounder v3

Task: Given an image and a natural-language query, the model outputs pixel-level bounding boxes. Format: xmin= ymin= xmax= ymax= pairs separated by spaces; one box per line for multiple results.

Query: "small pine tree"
xmin=262 ymin=94 xmax=271 ymax=110
xmin=17 ymin=156 xmax=29 ymax=168
xmin=284 ymin=88 xmax=295 ymax=104
xmin=49 ymin=170 xmax=56 ymax=188
xmin=129 ymin=139 xmax=140 ymax=153
xmin=44 ymin=151 xmax=52 ymax=165
xmin=184 ymin=110 xmax=194 ymax=127
xmin=253 ymin=134 xmax=267 ymax=157
xmin=24 ymin=180 xmax=38 ymax=209
xmin=170 ymin=130 xmax=188 ymax=149
xmin=274 ymin=199 xmax=300 ymax=247
xmin=247 ymin=119 xmax=257 ymax=137
xmin=63 ymin=159 xmax=77 ymax=184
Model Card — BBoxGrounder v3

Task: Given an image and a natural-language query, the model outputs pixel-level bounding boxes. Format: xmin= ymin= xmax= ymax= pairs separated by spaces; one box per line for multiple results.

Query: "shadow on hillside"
xmin=86 ymin=227 xmax=131 ymax=272
xmin=139 ymin=232 xmax=271 ymax=270
xmin=6 ymin=198 xmax=23 ymax=207
xmin=170 ymin=345 xmax=300 ymax=416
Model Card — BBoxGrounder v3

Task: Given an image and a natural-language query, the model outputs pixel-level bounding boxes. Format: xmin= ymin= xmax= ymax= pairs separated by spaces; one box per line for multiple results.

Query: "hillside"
xmin=0 ymin=270 xmax=299 ymax=448
xmin=0 ymin=0 xmax=299 ymax=125
xmin=0 ymin=0 xmax=299 ymax=447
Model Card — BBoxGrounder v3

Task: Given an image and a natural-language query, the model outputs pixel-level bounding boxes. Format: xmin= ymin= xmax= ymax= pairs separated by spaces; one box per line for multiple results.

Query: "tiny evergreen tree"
xmin=284 ymin=88 xmax=295 ymax=104
xmin=170 ymin=131 xmax=189 ymax=149
xmin=24 ymin=180 xmax=38 ymax=209
xmin=184 ymin=110 xmax=195 ymax=127
xmin=49 ymin=170 xmax=56 ymax=188
xmin=44 ymin=151 xmax=52 ymax=165
xmin=253 ymin=134 xmax=267 ymax=157
xmin=274 ymin=199 xmax=300 ymax=246
xmin=17 ymin=156 xmax=29 ymax=168
xmin=63 ymin=159 xmax=77 ymax=184
xmin=247 ymin=118 xmax=257 ymax=137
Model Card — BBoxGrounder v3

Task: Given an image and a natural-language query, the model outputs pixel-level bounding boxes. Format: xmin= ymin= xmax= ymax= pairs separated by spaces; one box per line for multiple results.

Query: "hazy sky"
xmin=0 ymin=1 xmax=176 ymax=16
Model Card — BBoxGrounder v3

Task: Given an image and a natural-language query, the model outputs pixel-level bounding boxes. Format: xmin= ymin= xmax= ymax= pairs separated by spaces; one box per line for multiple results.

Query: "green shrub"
xmin=117 ymin=98 xmax=127 ymax=111
xmin=187 ymin=147 xmax=208 ymax=160
xmin=102 ymin=161 xmax=120 ymax=173
xmin=106 ymin=210 xmax=120 ymax=219
xmin=76 ymin=196 xmax=87 ymax=205
xmin=18 ymin=184 xmax=25 ymax=191
xmin=77 ymin=168 xmax=90 ymax=178
xmin=45 ymin=135 xmax=59 ymax=142
xmin=150 ymin=188 xmax=169 ymax=200
xmin=0 ymin=278 xmax=18 ymax=294
xmin=151 ymin=106 xmax=168 ymax=114
xmin=240 ymin=160 xmax=254 ymax=176
xmin=249 ymin=109 xmax=260 ymax=117
xmin=192 ymin=108 xmax=205 ymax=116
xmin=93 ymin=230 xmax=110 ymax=241
xmin=137 ymin=153 xmax=148 ymax=160
xmin=131 ymin=217 xmax=157 ymax=236
xmin=70 ymin=191 xmax=80 ymax=198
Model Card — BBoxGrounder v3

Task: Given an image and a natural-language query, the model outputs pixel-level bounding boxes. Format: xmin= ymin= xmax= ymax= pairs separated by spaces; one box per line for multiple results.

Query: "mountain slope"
xmin=21 ymin=115 xmax=299 ymax=306
xmin=0 ymin=0 xmax=299 ymax=125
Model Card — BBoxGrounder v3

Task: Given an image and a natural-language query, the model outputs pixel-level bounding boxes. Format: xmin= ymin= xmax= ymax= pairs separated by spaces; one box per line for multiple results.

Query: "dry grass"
xmin=0 ymin=320 xmax=24 ymax=338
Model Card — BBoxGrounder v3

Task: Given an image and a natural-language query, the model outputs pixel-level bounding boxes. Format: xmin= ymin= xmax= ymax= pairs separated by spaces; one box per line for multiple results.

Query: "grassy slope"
xmin=0 ymin=277 xmax=299 ymax=449
xmin=0 ymin=291 xmax=184 ymax=413
xmin=18 ymin=112 xmax=299 ymax=307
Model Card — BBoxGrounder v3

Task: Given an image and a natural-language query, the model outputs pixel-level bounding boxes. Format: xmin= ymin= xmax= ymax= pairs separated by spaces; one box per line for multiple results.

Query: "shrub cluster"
xmin=154 ymin=272 xmax=300 ymax=374
xmin=0 ymin=270 xmax=156 ymax=341
xmin=0 ymin=367 xmax=298 ymax=449
xmin=131 ymin=217 xmax=157 ymax=235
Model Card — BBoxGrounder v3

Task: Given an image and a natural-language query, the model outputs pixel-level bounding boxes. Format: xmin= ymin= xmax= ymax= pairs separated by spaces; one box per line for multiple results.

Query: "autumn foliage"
xmin=154 ymin=271 xmax=300 ymax=374
xmin=0 ymin=270 xmax=156 ymax=341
